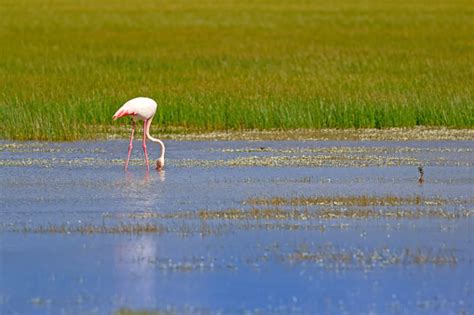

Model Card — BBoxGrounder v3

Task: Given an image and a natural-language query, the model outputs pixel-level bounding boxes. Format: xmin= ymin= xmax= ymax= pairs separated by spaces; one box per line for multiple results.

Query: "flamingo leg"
xmin=142 ymin=119 xmax=150 ymax=170
xmin=124 ymin=120 xmax=135 ymax=170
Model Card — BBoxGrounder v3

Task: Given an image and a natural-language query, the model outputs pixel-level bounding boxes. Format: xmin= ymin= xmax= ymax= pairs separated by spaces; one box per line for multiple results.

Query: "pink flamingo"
xmin=113 ymin=97 xmax=165 ymax=171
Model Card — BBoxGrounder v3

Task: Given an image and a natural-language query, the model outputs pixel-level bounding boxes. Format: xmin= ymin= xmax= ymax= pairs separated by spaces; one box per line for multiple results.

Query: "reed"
xmin=1 ymin=0 xmax=472 ymax=140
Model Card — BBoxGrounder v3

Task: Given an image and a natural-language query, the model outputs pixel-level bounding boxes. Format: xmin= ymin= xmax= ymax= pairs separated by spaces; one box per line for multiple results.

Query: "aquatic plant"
xmin=245 ymin=195 xmax=450 ymax=207
xmin=26 ymin=223 xmax=167 ymax=234
xmin=288 ymin=246 xmax=459 ymax=268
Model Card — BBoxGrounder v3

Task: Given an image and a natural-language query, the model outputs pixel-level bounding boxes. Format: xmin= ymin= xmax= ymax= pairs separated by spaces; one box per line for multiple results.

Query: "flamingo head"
xmin=156 ymin=157 xmax=165 ymax=171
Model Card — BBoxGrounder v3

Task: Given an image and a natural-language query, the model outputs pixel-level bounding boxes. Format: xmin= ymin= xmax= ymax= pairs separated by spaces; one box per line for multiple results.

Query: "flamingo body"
xmin=113 ymin=97 xmax=157 ymax=122
xmin=113 ymin=97 xmax=165 ymax=171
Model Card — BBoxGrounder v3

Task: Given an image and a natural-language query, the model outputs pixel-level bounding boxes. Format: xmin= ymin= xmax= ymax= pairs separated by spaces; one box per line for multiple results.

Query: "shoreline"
xmin=106 ymin=126 xmax=474 ymax=141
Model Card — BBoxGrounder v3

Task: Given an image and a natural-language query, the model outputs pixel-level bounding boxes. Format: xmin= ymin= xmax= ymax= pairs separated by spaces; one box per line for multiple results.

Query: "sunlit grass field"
xmin=0 ymin=0 xmax=472 ymax=140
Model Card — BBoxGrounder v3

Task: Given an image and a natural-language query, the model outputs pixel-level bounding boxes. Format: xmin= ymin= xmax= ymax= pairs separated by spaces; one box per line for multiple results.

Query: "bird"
xmin=418 ymin=166 xmax=424 ymax=184
xmin=112 ymin=97 xmax=165 ymax=171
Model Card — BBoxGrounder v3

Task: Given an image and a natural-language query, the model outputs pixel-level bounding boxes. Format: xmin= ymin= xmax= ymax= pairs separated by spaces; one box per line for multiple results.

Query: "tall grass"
xmin=0 ymin=0 xmax=472 ymax=140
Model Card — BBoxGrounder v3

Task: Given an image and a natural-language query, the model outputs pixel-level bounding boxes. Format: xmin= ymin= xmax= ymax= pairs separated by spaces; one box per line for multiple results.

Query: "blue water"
xmin=0 ymin=140 xmax=473 ymax=314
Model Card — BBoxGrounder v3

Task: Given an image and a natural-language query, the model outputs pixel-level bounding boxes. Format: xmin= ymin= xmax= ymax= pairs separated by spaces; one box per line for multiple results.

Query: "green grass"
xmin=0 ymin=0 xmax=472 ymax=140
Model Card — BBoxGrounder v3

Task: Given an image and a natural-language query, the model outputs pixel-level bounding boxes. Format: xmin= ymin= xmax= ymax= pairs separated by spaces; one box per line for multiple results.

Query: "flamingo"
xmin=112 ymin=97 xmax=165 ymax=171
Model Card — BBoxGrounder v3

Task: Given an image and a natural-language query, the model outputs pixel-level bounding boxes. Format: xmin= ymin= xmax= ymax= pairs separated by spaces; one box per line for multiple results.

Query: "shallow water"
xmin=1 ymin=140 xmax=473 ymax=314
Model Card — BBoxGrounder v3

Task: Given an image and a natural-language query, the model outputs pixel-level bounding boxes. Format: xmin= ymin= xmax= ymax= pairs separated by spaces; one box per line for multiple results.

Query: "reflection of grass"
xmin=1 ymin=0 xmax=473 ymax=140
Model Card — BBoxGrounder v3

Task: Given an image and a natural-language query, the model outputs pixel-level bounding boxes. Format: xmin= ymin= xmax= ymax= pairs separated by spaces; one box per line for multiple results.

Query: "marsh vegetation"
xmin=1 ymin=0 xmax=472 ymax=140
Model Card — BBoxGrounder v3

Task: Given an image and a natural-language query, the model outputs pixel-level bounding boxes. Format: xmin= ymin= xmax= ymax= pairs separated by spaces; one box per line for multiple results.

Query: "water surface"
xmin=1 ymin=140 xmax=473 ymax=314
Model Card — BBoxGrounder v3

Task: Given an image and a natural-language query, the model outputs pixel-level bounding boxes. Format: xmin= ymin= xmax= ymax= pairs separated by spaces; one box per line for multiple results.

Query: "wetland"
xmin=0 ymin=138 xmax=473 ymax=314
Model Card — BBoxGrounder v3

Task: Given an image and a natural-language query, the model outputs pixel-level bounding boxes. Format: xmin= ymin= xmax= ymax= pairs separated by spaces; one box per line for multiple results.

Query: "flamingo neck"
xmin=145 ymin=118 xmax=165 ymax=160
